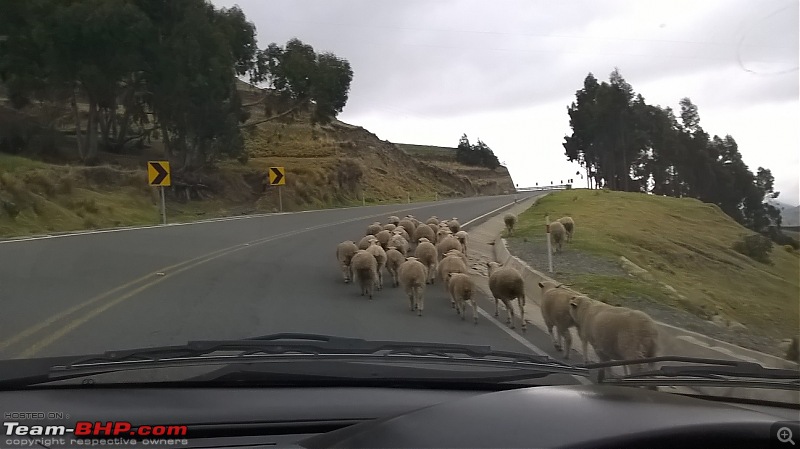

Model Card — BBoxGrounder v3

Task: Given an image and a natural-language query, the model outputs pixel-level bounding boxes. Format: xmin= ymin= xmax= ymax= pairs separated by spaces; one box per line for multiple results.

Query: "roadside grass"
xmin=513 ymin=189 xmax=800 ymax=341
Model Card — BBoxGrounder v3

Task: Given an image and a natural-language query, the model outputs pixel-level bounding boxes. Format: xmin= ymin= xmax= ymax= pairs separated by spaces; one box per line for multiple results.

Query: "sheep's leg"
xmin=562 ymin=329 xmax=573 ymax=360
xmin=341 ymin=263 xmax=350 ymax=283
xmin=518 ymin=297 xmax=526 ymax=332
xmin=505 ymin=300 xmax=515 ymax=329
xmin=494 ymin=298 xmax=500 ymax=317
xmin=582 ymin=340 xmax=589 ymax=365
xmin=470 ymin=300 xmax=478 ymax=324
xmin=416 ymin=286 xmax=424 ymax=316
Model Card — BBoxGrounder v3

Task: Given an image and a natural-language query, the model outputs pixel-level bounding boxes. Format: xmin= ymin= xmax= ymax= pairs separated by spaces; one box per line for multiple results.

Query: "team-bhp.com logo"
xmin=5 ymin=420 xmax=188 ymax=447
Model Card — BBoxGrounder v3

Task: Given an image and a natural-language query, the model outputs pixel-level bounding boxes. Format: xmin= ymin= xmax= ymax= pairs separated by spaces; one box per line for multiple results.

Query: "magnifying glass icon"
xmin=778 ymin=427 xmax=795 ymax=445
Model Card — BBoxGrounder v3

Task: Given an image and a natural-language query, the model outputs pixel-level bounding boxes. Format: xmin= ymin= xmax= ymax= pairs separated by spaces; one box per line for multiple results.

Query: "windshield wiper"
xmin=581 ymin=356 xmax=800 ymax=390
xmin=0 ymin=333 xmax=589 ymax=388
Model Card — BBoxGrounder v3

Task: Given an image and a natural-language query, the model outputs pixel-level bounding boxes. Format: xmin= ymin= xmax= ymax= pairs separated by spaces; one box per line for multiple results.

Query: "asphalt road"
xmin=0 ymin=192 xmax=583 ymax=384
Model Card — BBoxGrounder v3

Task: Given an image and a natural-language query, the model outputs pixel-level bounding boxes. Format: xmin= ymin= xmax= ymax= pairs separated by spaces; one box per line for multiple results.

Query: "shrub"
xmin=732 ymin=234 xmax=773 ymax=264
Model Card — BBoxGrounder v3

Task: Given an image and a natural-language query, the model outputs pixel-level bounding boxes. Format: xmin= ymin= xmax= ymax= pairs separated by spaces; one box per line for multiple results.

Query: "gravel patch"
xmin=506 ymin=236 xmax=786 ymax=358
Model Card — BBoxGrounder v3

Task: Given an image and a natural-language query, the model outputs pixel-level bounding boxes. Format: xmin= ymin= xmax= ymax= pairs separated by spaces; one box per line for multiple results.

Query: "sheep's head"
xmin=387 ymin=246 xmax=398 ymax=251
xmin=418 ymin=237 xmax=430 ymax=243
xmin=487 ymin=261 xmax=501 ymax=275
xmin=568 ymin=295 xmax=591 ymax=319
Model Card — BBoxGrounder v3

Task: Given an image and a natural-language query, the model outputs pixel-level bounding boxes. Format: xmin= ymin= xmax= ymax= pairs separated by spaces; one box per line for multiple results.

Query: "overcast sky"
xmin=213 ymin=0 xmax=799 ymax=205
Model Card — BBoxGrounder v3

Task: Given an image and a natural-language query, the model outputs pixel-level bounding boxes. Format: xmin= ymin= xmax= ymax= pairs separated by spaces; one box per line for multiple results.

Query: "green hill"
xmin=509 ymin=189 xmax=799 ymax=355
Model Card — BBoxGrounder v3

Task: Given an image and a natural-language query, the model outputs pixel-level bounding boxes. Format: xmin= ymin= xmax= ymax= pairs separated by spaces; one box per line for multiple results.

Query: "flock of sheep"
xmin=336 ymin=211 xmax=660 ymax=374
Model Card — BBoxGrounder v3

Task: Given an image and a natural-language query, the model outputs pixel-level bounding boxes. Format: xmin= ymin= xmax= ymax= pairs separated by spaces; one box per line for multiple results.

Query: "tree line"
xmin=563 ymin=68 xmax=783 ymax=235
xmin=0 ymin=0 xmax=353 ymax=171
xmin=456 ymin=134 xmax=500 ymax=169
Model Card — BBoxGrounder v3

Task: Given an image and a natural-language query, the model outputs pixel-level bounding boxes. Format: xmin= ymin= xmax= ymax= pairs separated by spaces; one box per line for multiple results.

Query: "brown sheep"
xmin=568 ymin=295 xmax=659 ymax=376
xmin=335 ymin=240 xmax=359 ymax=284
xmin=549 ymin=221 xmax=566 ymax=253
xmin=382 ymin=223 xmax=397 ymax=233
xmin=351 ymin=250 xmax=378 ymax=299
xmin=558 ymin=216 xmax=575 ymax=242
xmin=392 ymin=226 xmax=411 ymax=242
xmin=375 ymin=229 xmax=392 ymax=250
xmin=454 ymin=230 xmax=469 ymax=255
xmin=435 ymin=227 xmax=451 ymax=244
xmin=438 ymin=254 xmax=469 ymax=306
xmin=385 ymin=247 xmax=405 ymax=288
xmin=389 ymin=231 xmax=409 ymax=256
xmin=357 ymin=235 xmax=373 ymax=251
xmin=398 ymin=257 xmax=427 ymax=316
xmin=412 ymin=222 xmax=436 ymax=245
xmin=387 ymin=215 xmax=400 ymax=226
xmin=436 ymin=235 xmax=462 ymax=261
xmin=414 ymin=237 xmax=438 ymax=285
xmin=398 ymin=218 xmax=416 ymax=239
xmin=487 ymin=262 xmax=526 ymax=331
xmin=366 ymin=222 xmax=383 ymax=236
xmin=448 ymin=272 xmax=477 ymax=324
xmin=426 ymin=216 xmax=439 ymax=227
xmin=539 ymin=281 xmax=578 ymax=358
xmin=366 ymin=239 xmax=387 ymax=290
xmin=504 ymin=213 xmax=517 ymax=236
xmin=448 ymin=217 xmax=461 ymax=234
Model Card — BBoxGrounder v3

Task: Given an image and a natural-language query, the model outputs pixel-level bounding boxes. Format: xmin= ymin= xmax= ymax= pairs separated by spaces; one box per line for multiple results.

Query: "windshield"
xmin=0 ymin=0 xmax=797 ymax=406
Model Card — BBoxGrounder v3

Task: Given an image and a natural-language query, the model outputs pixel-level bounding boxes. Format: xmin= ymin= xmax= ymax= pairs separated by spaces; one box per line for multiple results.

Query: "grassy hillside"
xmin=0 ymin=84 xmax=515 ymax=237
xmin=509 ymin=189 xmax=799 ymax=350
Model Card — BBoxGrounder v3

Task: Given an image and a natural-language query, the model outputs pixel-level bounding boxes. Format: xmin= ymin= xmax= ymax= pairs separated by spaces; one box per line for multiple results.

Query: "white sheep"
xmin=385 ymin=246 xmax=405 ymax=288
xmin=351 ymin=249 xmax=378 ymax=299
xmin=357 ymin=235 xmax=373 ymax=250
xmin=539 ymin=281 xmax=578 ymax=358
xmin=454 ymin=230 xmax=469 ymax=255
xmin=426 ymin=216 xmax=439 ymax=227
xmin=447 ymin=217 xmax=460 ymax=234
xmin=398 ymin=257 xmax=427 ymax=316
xmin=392 ymin=226 xmax=411 ymax=242
xmin=438 ymin=253 xmax=469 ymax=307
xmin=487 ymin=261 xmax=526 ymax=331
xmin=558 ymin=216 xmax=575 ymax=242
xmin=435 ymin=227 xmax=451 ymax=245
xmin=374 ymin=229 xmax=392 ymax=250
xmin=389 ymin=231 xmax=409 ymax=256
xmin=412 ymin=222 xmax=436 ymax=245
xmin=448 ymin=272 xmax=477 ymax=324
xmin=382 ymin=223 xmax=397 ymax=232
xmin=436 ymin=234 xmax=462 ymax=261
xmin=414 ymin=237 xmax=438 ymax=285
xmin=549 ymin=221 xmax=566 ymax=253
xmin=568 ymin=295 xmax=659 ymax=375
xmin=387 ymin=215 xmax=400 ymax=226
xmin=443 ymin=248 xmax=468 ymax=266
xmin=398 ymin=218 xmax=416 ymax=239
xmin=366 ymin=238 xmax=387 ymax=290
xmin=335 ymin=240 xmax=359 ymax=284
xmin=366 ymin=221 xmax=383 ymax=236
xmin=504 ymin=213 xmax=517 ymax=236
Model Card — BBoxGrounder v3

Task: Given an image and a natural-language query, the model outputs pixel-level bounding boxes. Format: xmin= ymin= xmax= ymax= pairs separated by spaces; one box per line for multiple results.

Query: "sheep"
xmin=437 ymin=235 xmax=462 ymax=261
xmin=454 ymin=230 xmax=469 ymax=255
xmin=448 ymin=217 xmax=461 ymax=234
xmin=558 ymin=216 xmax=575 ymax=242
xmin=414 ymin=237 xmax=438 ymax=284
xmin=539 ymin=281 xmax=578 ymax=358
xmin=448 ymin=272 xmax=477 ymax=324
xmin=392 ymin=226 xmax=411 ymax=242
xmin=426 ymin=216 xmax=439 ymax=227
xmin=389 ymin=231 xmax=409 ymax=256
xmin=351 ymin=250 xmax=378 ymax=299
xmin=504 ymin=213 xmax=517 ymax=236
xmin=412 ymin=222 xmax=436 ymax=245
xmin=387 ymin=215 xmax=400 ymax=226
xmin=375 ymin=229 xmax=392 ymax=250
xmin=487 ymin=261 xmax=526 ymax=331
xmin=335 ymin=240 xmax=359 ymax=284
xmin=398 ymin=218 xmax=416 ymax=238
xmin=382 ymin=223 xmax=397 ymax=232
xmin=438 ymin=253 xmax=469 ymax=307
xmin=357 ymin=235 xmax=373 ymax=250
xmin=398 ymin=257 xmax=427 ymax=316
xmin=385 ymin=246 xmax=405 ymax=288
xmin=366 ymin=239 xmax=387 ymax=290
xmin=366 ymin=221 xmax=383 ymax=236
xmin=435 ymin=227 xmax=452 ymax=244
xmin=443 ymin=248 xmax=468 ymax=266
xmin=568 ymin=295 xmax=659 ymax=375
xmin=549 ymin=221 xmax=566 ymax=253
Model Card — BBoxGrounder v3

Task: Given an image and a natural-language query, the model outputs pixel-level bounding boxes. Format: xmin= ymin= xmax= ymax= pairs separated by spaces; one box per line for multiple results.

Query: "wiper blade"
xmin=582 ymin=356 xmax=800 ymax=390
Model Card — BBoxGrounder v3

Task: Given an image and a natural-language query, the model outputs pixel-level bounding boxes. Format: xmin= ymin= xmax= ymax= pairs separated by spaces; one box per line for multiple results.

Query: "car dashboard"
xmin=2 ymin=384 xmax=798 ymax=448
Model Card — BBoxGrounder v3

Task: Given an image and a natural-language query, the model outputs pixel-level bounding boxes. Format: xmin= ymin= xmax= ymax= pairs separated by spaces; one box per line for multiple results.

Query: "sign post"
xmin=545 ymin=215 xmax=553 ymax=273
xmin=147 ymin=161 xmax=171 ymax=224
xmin=268 ymin=166 xmax=286 ymax=212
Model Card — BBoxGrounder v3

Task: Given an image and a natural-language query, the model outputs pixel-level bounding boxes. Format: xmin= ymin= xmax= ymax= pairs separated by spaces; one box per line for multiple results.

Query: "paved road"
xmin=0 ymin=192 xmax=582 ymax=384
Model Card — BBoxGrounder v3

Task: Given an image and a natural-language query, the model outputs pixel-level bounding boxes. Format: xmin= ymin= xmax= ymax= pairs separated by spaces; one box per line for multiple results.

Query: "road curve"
xmin=1 ymin=194 xmax=568 ymax=375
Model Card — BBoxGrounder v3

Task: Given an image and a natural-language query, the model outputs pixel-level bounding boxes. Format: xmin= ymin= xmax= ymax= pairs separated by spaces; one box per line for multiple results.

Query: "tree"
xmin=455 ymin=134 xmax=500 ymax=169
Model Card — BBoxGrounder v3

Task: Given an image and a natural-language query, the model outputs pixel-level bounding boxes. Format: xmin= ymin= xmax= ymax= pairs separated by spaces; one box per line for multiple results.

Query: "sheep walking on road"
xmin=539 ymin=281 xmax=578 ymax=358
xmin=438 ymin=253 xmax=469 ymax=307
xmin=398 ymin=218 xmax=416 ymax=239
xmin=426 ymin=216 xmax=439 ymax=227
xmin=454 ymin=230 xmax=469 ymax=255
xmin=447 ymin=217 xmax=461 ymax=234
xmin=568 ymin=295 xmax=659 ymax=375
xmin=549 ymin=221 xmax=566 ymax=253
xmin=389 ymin=231 xmax=409 ymax=256
xmin=374 ymin=229 xmax=392 ymax=250
xmin=357 ymin=235 xmax=373 ymax=250
xmin=366 ymin=239 xmax=387 ymax=290
xmin=448 ymin=272 xmax=477 ymax=324
xmin=413 ymin=223 xmax=436 ymax=246
xmin=558 ymin=216 xmax=575 ymax=242
xmin=385 ymin=247 xmax=405 ymax=288
xmin=387 ymin=216 xmax=400 ymax=226
xmin=504 ymin=213 xmax=517 ymax=236
xmin=351 ymin=250 xmax=378 ymax=299
xmin=414 ymin=237 xmax=438 ymax=285
xmin=335 ymin=240 xmax=359 ymax=284
xmin=398 ymin=257 xmax=427 ymax=316
xmin=437 ymin=235 xmax=462 ymax=261
xmin=366 ymin=222 xmax=383 ymax=236
xmin=487 ymin=262 xmax=526 ymax=332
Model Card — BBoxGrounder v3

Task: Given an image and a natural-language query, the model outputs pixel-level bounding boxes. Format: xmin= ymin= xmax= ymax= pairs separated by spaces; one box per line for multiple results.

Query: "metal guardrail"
xmin=515 ymin=184 xmax=572 ymax=192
